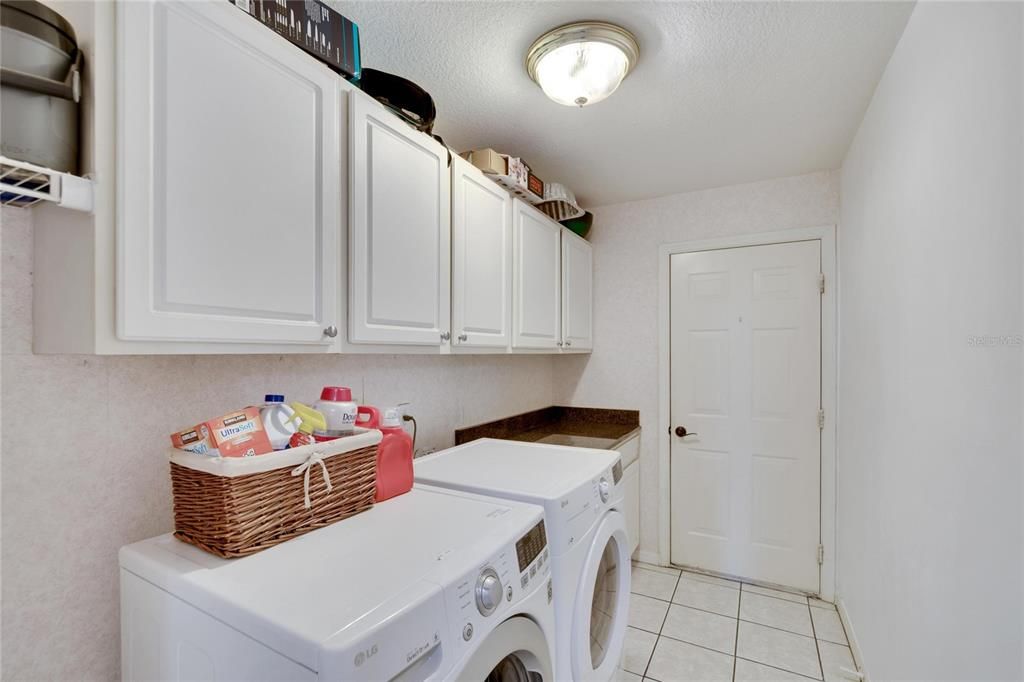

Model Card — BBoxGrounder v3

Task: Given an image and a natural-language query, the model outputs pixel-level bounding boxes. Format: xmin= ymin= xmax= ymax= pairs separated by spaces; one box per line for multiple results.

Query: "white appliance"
xmin=119 ymin=486 xmax=555 ymax=681
xmin=415 ymin=439 xmax=631 ymax=682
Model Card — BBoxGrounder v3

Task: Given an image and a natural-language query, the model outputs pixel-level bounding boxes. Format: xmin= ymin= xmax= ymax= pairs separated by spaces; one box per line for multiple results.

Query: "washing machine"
xmin=119 ymin=485 xmax=556 ymax=681
xmin=415 ymin=439 xmax=631 ymax=682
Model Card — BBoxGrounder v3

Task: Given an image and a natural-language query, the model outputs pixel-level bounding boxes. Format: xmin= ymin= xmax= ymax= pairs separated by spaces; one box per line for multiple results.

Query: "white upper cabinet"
xmin=561 ymin=229 xmax=594 ymax=351
xmin=511 ymin=199 xmax=561 ymax=350
xmin=116 ymin=1 xmax=340 ymax=345
xmin=349 ymin=91 xmax=451 ymax=346
xmin=451 ymin=156 xmax=512 ymax=350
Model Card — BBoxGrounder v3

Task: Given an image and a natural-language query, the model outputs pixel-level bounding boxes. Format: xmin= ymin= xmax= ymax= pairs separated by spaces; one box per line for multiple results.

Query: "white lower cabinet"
xmin=618 ymin=434 xmax=641 ymax=556
xmin=451 ymin=156 xmax=512 ymax=350
xmin=348 ymin=91 xmax=451 ymax=347
xmin=511 ymin=200 xmax=562 ymax=350
xmin=561 ymin=229 xmax=594 ymax=351
xmin=117 ymin=0 xmax=340 ymax=346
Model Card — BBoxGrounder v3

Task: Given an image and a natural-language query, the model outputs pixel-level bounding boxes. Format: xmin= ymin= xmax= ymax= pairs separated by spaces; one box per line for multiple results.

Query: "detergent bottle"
xmin=375 ymin=407 xmax=414 ymax=502
xmin=260 ymin=394 xmax=297 ymax=450
xmin=355 ymin=405 xmax=381 ymax=430
xmin=313 ymin=386 xmax=358 ymax=441
xmin=287 ymin=402 xmax=327 ymax=448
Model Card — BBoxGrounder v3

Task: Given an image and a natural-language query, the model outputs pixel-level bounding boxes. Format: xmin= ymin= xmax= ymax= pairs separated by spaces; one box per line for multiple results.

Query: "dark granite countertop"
xmin=455 ymin=406 xmax=640 ymax=450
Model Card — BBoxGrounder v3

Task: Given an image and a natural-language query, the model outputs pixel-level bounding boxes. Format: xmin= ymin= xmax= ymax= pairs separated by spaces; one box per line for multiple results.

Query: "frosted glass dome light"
xmin=526 ymin=22 xmax=639 ymax=108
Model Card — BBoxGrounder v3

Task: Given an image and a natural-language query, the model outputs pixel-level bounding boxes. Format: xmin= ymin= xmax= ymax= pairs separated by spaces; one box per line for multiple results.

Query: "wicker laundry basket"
xmin=169 ymin=428 xmax=382 ymax=558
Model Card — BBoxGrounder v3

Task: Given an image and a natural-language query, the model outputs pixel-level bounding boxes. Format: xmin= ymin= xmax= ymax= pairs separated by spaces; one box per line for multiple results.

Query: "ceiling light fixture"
xmin=526 ymin=21 xmax=639 ymax=108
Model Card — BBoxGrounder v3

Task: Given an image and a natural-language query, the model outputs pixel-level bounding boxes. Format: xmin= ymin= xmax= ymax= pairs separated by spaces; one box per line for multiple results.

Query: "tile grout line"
xmin=732 ymin=584 xmax=742 ymax=681
xmin=630 ymin=588 xmax=820 ymax=641
xmin=807 ymin=597 xmax=825 ymax=681
xmin=641 ymin=570 xmax=682 ymax=680
xmin=734 ymin=655 xmax=823 ymax=682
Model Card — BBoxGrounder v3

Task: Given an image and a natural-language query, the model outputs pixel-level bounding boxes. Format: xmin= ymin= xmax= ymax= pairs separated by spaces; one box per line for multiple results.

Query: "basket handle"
xmin=291 ymin=451 xmax=333 ymax=509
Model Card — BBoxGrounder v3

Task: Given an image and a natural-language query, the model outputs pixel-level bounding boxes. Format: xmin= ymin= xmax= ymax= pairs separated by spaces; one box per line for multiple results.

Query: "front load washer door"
xmin=571 ymin=510 xmax=631 ymax=682
xmin=456 ymin=616 xmax=553 ymax=682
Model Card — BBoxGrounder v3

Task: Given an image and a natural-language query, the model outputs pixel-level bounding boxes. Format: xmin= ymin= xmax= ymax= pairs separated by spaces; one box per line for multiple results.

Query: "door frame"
xmin=655 ymin=225 xmax=838 ymax=601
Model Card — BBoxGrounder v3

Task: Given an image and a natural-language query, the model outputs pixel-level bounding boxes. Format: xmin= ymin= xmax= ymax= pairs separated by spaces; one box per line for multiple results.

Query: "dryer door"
xmin=455 ymin=615 xmax=554 ymax=681
xmin=571 ymin=510 xmax=631 ymax=681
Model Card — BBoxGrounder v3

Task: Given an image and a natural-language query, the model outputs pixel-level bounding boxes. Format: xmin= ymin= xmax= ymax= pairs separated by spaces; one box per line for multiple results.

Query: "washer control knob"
xmin=462 ymin=623 xmax=474 ymax=641
xmin=475 ymin=568 xmax=502 ymax=616
xmin=598 ymin=477 xmax=611 ymax=503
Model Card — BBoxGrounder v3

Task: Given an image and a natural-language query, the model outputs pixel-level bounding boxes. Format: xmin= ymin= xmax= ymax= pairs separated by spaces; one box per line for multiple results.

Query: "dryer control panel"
xmin=547 ymin=458 xmax=623 ymax=555
xmin=445 ymin=521 xmax=551 ymax=661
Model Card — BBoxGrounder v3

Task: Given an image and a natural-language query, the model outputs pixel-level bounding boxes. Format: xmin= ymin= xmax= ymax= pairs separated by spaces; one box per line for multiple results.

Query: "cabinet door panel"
xmin=561 ymin=230 xmax=594 ymax=350
xmin=117 ymin=1 xmax=339 ymax=344
xmin=512 ymin=200 xmax=560 ymax=349
xmin=452 ymin=157 xmax=511 ymax=348
xmin=349 ymin=92 xmax=450 ymax=345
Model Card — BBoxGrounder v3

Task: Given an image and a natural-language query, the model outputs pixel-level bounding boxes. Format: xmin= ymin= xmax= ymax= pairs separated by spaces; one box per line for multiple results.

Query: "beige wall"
xmin=837 ymin=2 xmax=1023 ymax=678
xmin=554 ymin=170 xmax=841 ymax=559
xmin=0 ymin=206 xmax=556 ymax=680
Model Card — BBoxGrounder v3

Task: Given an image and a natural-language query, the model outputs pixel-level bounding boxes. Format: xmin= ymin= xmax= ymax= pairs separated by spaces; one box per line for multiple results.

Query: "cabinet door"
xmin=117 ymin=1 xmax=339 ymax=345
xmin=561 ymin=229 xmax=594 ymax=350
xmin=349 ymin=91 xmax=451 ymax=346
xmin=623 ymin=463 xmax=640 ymax=556
xmin=451 ymin=156 xmax=511 ymax=349
xmin=511 ymin=200 xmax=561 ymax=350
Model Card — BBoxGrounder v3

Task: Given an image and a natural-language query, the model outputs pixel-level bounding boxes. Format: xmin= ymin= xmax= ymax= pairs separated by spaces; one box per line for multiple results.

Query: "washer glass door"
xmin=485 ymin=653 xmax=541 ymax=682
xmin=572 ymin=510 xmax=631 ymax=680
xmin=456 ymin=616 xmax=553 ymax=682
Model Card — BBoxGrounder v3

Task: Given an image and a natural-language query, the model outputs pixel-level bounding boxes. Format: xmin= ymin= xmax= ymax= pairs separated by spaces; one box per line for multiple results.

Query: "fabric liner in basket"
xmin=169 ymin=428 xmax=382 ymax=559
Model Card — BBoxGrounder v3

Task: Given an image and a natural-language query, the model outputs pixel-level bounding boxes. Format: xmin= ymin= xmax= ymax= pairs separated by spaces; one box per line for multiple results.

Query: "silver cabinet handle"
xmin=458 ymin=333 xmax=468 ymax=342
xmin=323 ymin=325 xmax=338 ymax=338
xmin=441 ymin=331 xmax=451 ymax=342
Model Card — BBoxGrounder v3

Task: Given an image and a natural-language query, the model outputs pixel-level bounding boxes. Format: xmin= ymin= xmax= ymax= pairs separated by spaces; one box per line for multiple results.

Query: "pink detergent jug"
xmin=355 ymin=405 xmax=380 ymax=430
xmin=374 ymin=407 xmax=413 ymax=502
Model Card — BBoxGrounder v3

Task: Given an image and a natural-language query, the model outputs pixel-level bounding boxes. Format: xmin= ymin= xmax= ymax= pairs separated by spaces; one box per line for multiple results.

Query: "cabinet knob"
xmin=441 ymin=331 xmax=451 ymax=342
xmin=458 ymin=333 xmax=468 ymax=342
xmin=557 ymin=341 xmax=563 ymax=347
xmin=323 ymin=325 xmax=339 ymax=338
xmin=565 ymin=340 xmax=572 ymax=347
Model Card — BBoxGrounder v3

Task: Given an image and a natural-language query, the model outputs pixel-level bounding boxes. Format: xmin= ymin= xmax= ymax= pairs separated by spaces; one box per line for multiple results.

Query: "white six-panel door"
xmin=561 ymin=230 xmax=594 ymax=351
xmin=349 ymin=91 xmax=451 ymax=346
xmin=451 ymin=156 xmax=512 ymax=349
xmin=670 ymin=240 xmax=821 ymax=591
xmin=511 ymin=200 xmax=561 ymax=349
xmin=117 ymin=0 xmax=339 ymax=344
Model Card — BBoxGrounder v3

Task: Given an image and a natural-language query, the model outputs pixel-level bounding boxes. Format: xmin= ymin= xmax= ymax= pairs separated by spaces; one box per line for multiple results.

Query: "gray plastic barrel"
xmin=1 ymin=0 xmax=81 ymax=174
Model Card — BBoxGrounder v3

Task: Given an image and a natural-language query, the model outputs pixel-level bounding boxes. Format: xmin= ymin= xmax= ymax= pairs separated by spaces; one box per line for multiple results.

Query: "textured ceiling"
xmin=334 ymin=1 xmax=914 ymax=207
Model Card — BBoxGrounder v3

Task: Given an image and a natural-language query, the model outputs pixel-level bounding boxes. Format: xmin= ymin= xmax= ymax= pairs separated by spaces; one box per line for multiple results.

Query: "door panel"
xmin=511 ymin=201 xmax=560 ymax=349
xmin=117 ymin=0 xmax=339 ymax=344
xmin=451 ymin=157 xmax=511 ymax=348
xmin=670 ymin=240 xmax=821 ymax=591
xmin=561 ymin=230 xmax=593 ymax=350
xmin=349 ymin=92 xmax=450 ymax=345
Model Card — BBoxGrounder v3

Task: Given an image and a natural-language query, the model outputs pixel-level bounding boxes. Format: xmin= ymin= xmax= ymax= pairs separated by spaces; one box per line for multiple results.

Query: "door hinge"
xmin=818 ymin=272 xmax=825 ymax=294
xmin=817 ymin=544 xmax=825 ymax=565
xmin=817 ymin=409 xmax=825 ymax=430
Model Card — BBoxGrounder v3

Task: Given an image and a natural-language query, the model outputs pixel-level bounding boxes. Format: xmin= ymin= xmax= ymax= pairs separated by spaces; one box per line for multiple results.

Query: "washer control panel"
xmin=445 ymin=523 xmax=551 ymax=660
xmin=475 ymin=567 xmax=502 ymax=616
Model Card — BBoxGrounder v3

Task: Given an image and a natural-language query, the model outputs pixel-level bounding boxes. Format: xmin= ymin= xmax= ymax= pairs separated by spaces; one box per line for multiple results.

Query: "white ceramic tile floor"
xmin=622 ymin=562 xmax=860 ymax=682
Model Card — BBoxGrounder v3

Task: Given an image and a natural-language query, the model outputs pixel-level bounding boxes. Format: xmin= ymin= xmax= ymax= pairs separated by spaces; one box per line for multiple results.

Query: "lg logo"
xmin=354 ymin=644 xmax=378 ymax=667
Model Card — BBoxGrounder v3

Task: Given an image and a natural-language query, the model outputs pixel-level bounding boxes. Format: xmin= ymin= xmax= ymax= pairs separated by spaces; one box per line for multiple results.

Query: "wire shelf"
xmin=0 ymin=156 xmax=93 ymax=212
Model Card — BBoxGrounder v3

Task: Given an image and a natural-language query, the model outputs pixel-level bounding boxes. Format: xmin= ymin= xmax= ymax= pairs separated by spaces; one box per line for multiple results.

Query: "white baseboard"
xmin=836 ymin=596 xmax=869 ymax=681
xmin=634 ymin=549 xmax=663 ymax=566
